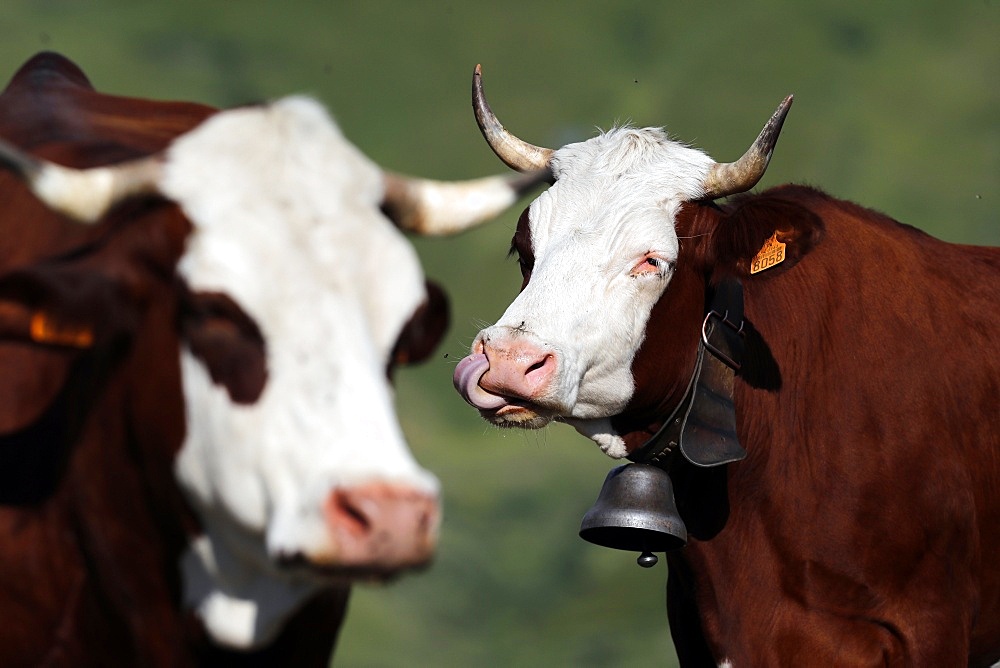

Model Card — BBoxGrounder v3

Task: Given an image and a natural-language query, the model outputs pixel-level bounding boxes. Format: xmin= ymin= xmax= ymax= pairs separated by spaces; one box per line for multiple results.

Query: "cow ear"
xmin=179 ymin=289 xmax=268 ymax=404
xmin=708 ymin=192 xmax=824 ymax=280
xmin=389 ymin=280 xmax=450 ymax=374
xmin=0 ymin=265 xmax=136 ymax=349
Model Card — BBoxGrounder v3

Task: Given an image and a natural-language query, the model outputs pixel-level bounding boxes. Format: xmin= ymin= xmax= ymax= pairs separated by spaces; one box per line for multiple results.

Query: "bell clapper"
xmin=637 ymin=551 xmax=658 ymax=568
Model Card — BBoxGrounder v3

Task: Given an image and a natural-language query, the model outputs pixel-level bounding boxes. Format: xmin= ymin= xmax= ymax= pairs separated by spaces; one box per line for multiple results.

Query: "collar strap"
xmin=701 ymin=278 xmax=744 ymax=373
xmin=627 ymin=278 xmax=747 ymax=468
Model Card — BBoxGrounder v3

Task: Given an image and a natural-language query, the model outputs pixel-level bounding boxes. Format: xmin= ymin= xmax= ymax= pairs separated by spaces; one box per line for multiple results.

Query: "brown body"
xmin=459 ymin=68 xmax=1000 ymax=666
xmin=641 ymin=187 xmax=1000 ymax=666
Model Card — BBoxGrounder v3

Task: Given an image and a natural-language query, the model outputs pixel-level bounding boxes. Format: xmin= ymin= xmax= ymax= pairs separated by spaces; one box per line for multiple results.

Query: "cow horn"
xmin=701 ymin=95 xmax=793 ymax=200
xmin=382 ymin=169 xmax=549 ymax=236
xmin=472 ymin=64 xmax=554 ymax=173
xmin=0 ymin=137 xmax=163 ymax=223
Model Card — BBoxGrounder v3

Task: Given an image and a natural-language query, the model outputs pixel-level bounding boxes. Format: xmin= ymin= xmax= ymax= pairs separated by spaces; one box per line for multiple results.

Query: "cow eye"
xmin=506 ymin=241 xmax=534 ymax=286
xmin=631 ymin=254 xmax=675 ymax=278
xmin=180 ymin=290 xmax=268 ymax=404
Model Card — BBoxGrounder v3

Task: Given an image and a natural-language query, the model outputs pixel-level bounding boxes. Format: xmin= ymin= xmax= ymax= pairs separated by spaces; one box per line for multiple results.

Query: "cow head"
xmin=455 ymin=66 xmax=813 ymax=459
xmin=0 ymin=96 xmax=543 ymax=648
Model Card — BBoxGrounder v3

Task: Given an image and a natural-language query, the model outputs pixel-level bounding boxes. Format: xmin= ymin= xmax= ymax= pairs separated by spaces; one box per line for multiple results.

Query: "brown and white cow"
xmin=0 ymin=52 xmax=542 ymax=666
xmin=454 ymin=65 xmax=1000 ymax=666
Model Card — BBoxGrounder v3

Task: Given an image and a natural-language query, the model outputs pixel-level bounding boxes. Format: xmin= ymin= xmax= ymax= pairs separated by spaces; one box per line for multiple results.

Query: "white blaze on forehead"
xmin=482 ymin=126 xmax=715 ymax=445
xmin=158 ymin=97 xmax=438 ymax=648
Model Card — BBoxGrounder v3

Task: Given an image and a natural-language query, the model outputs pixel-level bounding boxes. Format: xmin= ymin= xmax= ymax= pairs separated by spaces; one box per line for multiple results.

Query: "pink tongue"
xmin=453 ymin=353 xmax=507 ymax=410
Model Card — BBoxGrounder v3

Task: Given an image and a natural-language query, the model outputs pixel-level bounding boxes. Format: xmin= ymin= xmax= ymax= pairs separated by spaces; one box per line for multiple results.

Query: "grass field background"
xmin=2 ymin=2 xmax=997 ymax=665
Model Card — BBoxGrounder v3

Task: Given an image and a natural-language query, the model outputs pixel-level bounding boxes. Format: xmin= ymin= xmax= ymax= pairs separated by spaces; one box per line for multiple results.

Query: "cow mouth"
xmin=275 ymin=553 xmax=433 ymax=584
xmin=486 ymin=401 xmax=556 ymax=429
xmin=455 ymin=353 xmax=665 ymax=450
xmin=454 ymin=353 xmax=557 ymax=428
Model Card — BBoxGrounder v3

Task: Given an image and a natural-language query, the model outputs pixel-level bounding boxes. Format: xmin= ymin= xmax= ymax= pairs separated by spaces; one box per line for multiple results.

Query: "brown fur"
xmin=617 ymin=184 xmax=1000 ymax=665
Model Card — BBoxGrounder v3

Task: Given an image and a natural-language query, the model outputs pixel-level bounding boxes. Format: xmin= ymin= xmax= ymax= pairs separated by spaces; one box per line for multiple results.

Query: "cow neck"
xmin=626 ymin=277 xmax=747 ymax=469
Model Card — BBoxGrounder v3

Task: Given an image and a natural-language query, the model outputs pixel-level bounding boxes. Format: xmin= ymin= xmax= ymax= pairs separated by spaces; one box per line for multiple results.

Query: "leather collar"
xmin=627 ymin=278 xmax=747 ymax=468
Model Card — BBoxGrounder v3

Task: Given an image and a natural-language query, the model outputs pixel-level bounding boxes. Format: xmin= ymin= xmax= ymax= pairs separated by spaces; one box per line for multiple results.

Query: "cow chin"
xmin=482 ymin=403 xmax=557 ymax=430
xmin=276 ymin=552 xmax=433 ymax=585
xmin=183 ymin=515 xmax=436 ymax=651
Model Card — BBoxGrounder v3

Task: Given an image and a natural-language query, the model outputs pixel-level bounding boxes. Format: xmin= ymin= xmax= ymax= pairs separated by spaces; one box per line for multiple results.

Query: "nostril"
xmin=473 ymin=335 xmax=557 ymax=402
xmin=320 ymin=484 xmax=441 ymax=571
xmin=526 ymin=354 xmax=552 ymax=375
xmin=327 ymin=490 xmax=372 ymax=536
xmin=417 ymin=505 xmax=437 ymax=544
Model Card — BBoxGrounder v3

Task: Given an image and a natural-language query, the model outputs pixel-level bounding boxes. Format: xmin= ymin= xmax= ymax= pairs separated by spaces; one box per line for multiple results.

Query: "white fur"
xmin=158 ymin=97 xmax=439 ymax=648
xmin=560 ymin=417 xmax=629 ymax=458
xmin=476 ymin=126 xmax=715 ymax=450
xmin=180 ymin=533 xmax=328 ymax=648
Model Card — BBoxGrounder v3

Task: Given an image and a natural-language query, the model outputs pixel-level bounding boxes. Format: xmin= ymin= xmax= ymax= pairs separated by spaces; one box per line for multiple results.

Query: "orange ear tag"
xmin=30 ymin=312 xmax=94 ymax=348
xmin=750 ymin=233 xmax=786 ymax=275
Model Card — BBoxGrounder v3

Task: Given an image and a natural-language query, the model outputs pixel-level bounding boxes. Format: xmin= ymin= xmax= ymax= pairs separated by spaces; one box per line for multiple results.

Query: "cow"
xmin=453 ymin=64 xmax=1000 ymax=667
xmin=0 ymin=52 xmax=544 ymax=667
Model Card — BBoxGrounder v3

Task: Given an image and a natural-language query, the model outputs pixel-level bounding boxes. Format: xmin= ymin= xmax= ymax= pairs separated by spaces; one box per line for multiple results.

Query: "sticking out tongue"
xmin=453 ymin=353 xmax=508 ymax=410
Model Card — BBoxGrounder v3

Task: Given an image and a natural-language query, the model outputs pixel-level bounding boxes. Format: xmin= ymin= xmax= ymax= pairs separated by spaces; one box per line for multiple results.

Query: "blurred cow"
xmin=0 ymin=52 xmax=542 ymax=666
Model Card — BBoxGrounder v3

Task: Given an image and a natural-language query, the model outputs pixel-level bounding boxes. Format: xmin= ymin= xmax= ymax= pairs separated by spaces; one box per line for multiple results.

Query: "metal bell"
xmin=579 ymin=463 xmax=687 ymax=563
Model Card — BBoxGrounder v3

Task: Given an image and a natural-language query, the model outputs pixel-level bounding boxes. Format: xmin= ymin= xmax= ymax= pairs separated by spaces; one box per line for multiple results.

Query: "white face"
xmin=158 ymin=98 xmax=440 ymax=648
xmin=458 ymin=127 xmax=715 ymax=457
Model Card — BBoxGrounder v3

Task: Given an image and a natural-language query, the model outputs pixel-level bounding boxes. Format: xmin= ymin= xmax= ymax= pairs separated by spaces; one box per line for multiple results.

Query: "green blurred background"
xmin=2 ymin=2 xmax=997 ymax=666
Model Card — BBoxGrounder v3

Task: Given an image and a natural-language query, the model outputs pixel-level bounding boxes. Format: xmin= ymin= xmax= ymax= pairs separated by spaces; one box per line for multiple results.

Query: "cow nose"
xmin=477 ymin=336 xmax=556 ymax=402
xmin=323 ymin=482 xmax=440 ymax=571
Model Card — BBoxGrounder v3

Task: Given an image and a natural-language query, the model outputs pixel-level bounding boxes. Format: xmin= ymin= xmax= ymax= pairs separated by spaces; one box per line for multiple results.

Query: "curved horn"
xmin=0 ymin=137 xmax=163 ymax=223
xmin=702 ymin=95 xmax=793 ymax=200
xmin=472 ymin=64 xmax=554 ymax=173
xmin=382 ymin=168 xmax=549 ymax=236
